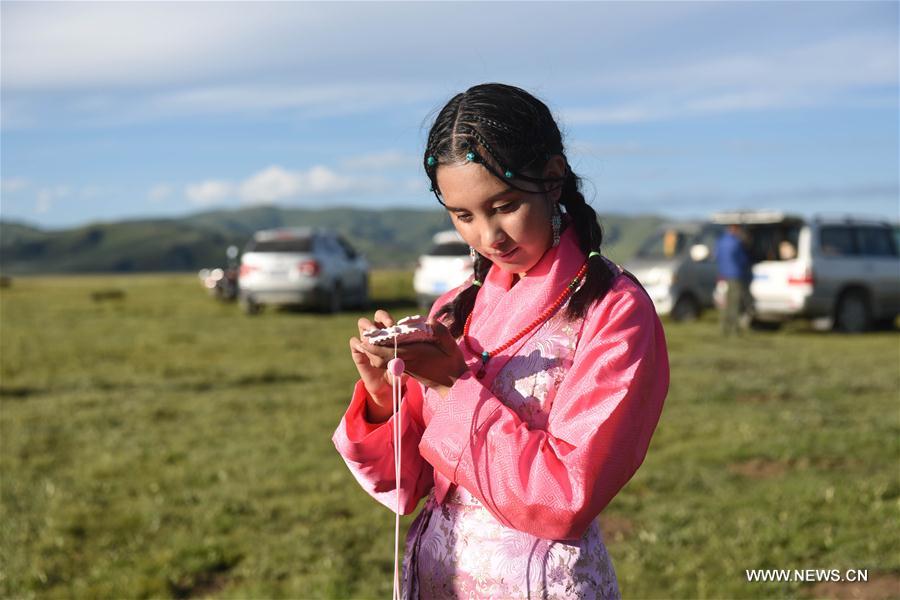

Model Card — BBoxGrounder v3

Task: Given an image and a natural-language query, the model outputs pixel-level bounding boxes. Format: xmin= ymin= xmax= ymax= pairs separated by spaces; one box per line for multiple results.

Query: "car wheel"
xmin=750 ymin=318 xmax=782 ymax=331
xmin=240 ymin=295 xmax=261 ymax=316
xmin=326 ymin=284 xmax=342 ymax=314
xmin=834 ymin=290 xmax=871 ymax=333
xmin=357 ymin=276 xmax=370 ymax=310
xmin=671 ymin=295 xmax=700 ymax=322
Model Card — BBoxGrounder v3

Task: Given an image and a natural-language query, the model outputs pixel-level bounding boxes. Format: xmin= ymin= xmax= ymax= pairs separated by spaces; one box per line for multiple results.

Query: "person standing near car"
xmin=716 ymin=224 xmax=752 ymax=335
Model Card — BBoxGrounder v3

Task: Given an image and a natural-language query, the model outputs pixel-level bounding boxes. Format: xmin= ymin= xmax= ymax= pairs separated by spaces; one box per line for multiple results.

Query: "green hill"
xmin=0 ymin=206 xmax=664 ymax=274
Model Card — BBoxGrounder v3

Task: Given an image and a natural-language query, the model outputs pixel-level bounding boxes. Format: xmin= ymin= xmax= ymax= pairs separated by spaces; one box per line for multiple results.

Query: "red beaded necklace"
xmin=464 ymin=259 xmax=589 ymax=379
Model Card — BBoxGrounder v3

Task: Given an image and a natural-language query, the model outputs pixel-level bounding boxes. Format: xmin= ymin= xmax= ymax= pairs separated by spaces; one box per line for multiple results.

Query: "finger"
xmin=358 ymin=317 xmax=375 ymax=338
xmin=357 ymin=339 xmax=392 ymax=368
xmin=349 ymin=337 xmax=371 ymax=364
xmin=374 ymin=309 xmax=395 ymax=327
xmin=428 ymin=319 xmax=458 ymax=356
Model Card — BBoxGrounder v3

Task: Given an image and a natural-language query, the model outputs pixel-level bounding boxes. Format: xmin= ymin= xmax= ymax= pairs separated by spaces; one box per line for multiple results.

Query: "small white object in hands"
xmin=363 ymin=315 xmax=434 ymax=346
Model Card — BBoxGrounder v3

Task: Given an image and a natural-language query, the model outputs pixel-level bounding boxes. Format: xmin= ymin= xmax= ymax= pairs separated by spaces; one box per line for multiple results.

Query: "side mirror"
xmin=690 ymin=244 xmax=710 ymax=262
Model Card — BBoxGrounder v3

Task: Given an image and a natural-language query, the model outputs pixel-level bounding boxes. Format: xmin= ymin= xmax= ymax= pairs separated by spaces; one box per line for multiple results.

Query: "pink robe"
xmin=333 ymin=224 xmax=669 ymax=599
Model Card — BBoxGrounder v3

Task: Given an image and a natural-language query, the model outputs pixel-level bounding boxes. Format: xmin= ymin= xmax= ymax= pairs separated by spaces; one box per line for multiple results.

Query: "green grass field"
xmin=1 ymin=272 xmax=898 ymax=599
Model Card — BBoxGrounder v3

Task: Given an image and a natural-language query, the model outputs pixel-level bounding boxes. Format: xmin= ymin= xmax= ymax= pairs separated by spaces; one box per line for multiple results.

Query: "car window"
xmin=819 ymin=226 xmax=857 ymax=257
xmin=636 ymin=229 xmax=688 ymax=259
xmin=245 ymin=237 xmax=312 ymax=253
xmin=856 ymin=227 xmax=898 ymax=257
xmin=696 ymin=225 xmax=723 ymax=257
xmin=321 ymin=235 xmax=346 ymax=258
xmin=744 ymin=224 xmax=802 ymax=262
xmin=337 ymin=237 xmax=358 ymax=259
xmin=429 ymin=242 xmax=470 ymax=257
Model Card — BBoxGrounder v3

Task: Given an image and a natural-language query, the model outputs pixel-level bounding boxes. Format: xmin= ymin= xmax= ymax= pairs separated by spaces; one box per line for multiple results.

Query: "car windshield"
xmin=636 ymin=229 xmax=688 ymax=259
xmin=245 ymin=238 xmax=312 ymax=253
xmin=429 ymin=242 xmax=469 ymax=257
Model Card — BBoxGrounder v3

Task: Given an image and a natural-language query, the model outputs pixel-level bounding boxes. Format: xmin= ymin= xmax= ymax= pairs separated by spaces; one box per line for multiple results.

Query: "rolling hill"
xmin=0 ymin=205 xmax=664 ymax=274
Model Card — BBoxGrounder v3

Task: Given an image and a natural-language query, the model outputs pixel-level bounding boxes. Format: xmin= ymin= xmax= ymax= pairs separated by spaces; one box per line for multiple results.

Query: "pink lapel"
xmin=461 ymin=218 xmax=586 ymax=388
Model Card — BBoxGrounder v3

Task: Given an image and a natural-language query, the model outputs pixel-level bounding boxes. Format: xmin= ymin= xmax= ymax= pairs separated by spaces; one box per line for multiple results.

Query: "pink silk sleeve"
xmin=332 ymin=378 xmax=433 ymax=515
xmin=417 ymin=275 xmax=669 ymax=541
xmin=331 ymin=287 xmax=461 ymax=515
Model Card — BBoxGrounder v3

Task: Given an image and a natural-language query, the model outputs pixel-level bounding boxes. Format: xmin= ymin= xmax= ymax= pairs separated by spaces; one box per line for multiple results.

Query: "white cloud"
xmin=184 ymin=164 xmax=399 ymax=207
xmin=143 ymin=83 xmax=436 ymax=120
xmin=563 ymin=32 xmax=899 ymax=124
xmin=1 ymin=178 xmax=29 ymax=193
xmin=35 ymin=185 xmax=71 ymax=214
xmin=148 ymin=183 xmax=173 ymax=203
xmin=185 ymin=180 xmax=234 ymax=206
xmin=3 ymin=4 xmax=894 ymax=128
xmin=237 ymin=165 xmax=393 ymax=204
xmin=238 ymin=166 xmax=302 ymax=204
xmin=1 ymin=3 xmax=315 ymax=91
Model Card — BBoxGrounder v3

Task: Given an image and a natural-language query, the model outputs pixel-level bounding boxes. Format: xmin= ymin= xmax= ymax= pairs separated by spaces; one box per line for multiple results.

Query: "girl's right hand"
xmin=349 ymin=309 xmax=404 ymax=422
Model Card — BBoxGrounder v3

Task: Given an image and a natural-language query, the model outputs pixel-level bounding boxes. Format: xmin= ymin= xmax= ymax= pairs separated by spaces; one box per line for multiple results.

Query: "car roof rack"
xmin=710 ymin=210 xmax=804 ymax=224
xmin=253 ymin=226 xmax=316 ymax=241
xmin=812 ymin=213 xmax=894 ymax=227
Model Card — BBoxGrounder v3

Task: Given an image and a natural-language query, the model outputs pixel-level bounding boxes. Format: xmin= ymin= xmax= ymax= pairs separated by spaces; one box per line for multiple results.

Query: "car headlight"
xmin=641 ymin=268 xmax=674 ymax=287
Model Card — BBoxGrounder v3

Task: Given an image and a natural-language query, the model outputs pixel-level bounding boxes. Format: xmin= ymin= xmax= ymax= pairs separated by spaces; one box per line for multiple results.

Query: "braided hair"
xmin=424 ymin=83 xmax=616 ymax=337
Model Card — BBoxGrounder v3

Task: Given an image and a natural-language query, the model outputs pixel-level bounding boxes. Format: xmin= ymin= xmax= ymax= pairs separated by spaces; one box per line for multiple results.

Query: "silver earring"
xmin=469 ymin=246 xmax=477 ymax=261
xmin=551 ymin=205 xmax=561 ymax=247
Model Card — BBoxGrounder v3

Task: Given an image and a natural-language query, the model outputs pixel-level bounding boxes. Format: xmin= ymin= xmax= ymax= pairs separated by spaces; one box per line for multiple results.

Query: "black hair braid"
xmin=558 ymin=169 xmax=616 ymax=320
xmin=425 ymin=83 xmax=618 ymax=336
xmin=437 ymin=252 xmax=492 ymax=338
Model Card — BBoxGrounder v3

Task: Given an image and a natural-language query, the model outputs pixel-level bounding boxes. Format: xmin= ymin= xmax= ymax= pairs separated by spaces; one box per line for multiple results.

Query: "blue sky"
xmin=1 ymin=1 xmax=897 ymax=229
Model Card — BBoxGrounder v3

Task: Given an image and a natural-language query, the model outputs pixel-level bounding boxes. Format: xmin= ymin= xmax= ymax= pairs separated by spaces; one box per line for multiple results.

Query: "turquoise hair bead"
xmin=481 ymin=351 xmax=490 ymax=363
xmin=427 ymin=156 xmax=436 ymax=166
xmin=504 ymin=170 xmax=513 ymax=178
xmin=466 ymin=151 xmax=476 ymax=161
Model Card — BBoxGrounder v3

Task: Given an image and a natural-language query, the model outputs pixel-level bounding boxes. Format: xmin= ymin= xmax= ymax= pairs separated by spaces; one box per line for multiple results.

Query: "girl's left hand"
xmin=351 ymin=319 xmax=469 ymax=397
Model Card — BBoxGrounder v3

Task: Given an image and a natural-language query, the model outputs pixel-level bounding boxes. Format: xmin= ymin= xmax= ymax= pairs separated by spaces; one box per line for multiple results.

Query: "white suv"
xmin=712 ymin=211 xmax=900 ymax=332
xmin=413 ymin=230 xmax=474 ymax=311
xmin=238 ymin=227 xmax=369 ymax=315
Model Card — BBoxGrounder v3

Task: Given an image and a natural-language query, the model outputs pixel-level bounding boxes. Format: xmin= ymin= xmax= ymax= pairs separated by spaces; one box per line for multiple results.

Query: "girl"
xmin=333 ymin=83 xmax=669 ymax=599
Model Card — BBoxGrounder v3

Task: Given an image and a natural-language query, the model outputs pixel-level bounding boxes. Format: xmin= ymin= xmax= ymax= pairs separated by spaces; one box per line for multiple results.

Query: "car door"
xmin=693 ymin=225 xmax=723 ymax=307
xmin=321 ymin=234 xmax=349 ymax=290
xmin=815 ymin=225 xmax=860 ymax=309
xmin=336 ymin=236 xmax=366 ymax=295
xmin=856 ymin=225 xmax=900 ymax=317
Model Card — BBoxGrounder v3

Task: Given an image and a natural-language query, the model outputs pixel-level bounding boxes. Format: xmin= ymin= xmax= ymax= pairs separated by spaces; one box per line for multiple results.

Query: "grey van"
xmin=711 ymin=212 xmax=900 ymax=332
xmin=624 ymin=222 xmax=723 ymax=321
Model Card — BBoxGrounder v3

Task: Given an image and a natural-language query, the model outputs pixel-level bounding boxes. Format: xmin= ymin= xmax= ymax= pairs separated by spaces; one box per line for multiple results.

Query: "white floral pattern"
xmin=402 ymin=307 xmax=621 ymax=599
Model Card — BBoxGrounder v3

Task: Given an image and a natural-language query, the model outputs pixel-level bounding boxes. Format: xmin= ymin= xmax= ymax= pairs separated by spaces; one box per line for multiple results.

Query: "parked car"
xmin=623 ymin=222 xmax=723 ymax=321
xmin=238 ymin=227 xmax=369 ymax=315
xmin=711 ymin=211 xmax=900 ymax=332
xmin=413 ymin=230 xmax=474 ymax=311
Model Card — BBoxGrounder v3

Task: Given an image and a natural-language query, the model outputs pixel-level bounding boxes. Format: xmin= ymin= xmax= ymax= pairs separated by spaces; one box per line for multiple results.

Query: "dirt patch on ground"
xmin=600 ymin=514 xmax=635 ymax=542
xmin=802 ymin=572 xmax=900 ymax=599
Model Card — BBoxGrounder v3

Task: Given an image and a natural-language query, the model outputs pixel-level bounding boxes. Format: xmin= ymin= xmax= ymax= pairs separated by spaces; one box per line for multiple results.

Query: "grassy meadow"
xmin=1 ymin=272 xmax=898 ymax=599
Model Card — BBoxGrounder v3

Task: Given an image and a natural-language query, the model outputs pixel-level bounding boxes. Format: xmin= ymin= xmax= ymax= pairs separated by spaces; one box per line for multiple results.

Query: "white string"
xmin=392 ymin=334 xmax=401 ymax=600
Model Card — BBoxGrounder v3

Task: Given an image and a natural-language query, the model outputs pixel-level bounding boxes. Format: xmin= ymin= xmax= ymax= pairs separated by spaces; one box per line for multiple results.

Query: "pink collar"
xmin=462 ymin=220 xmax=587 ymax=383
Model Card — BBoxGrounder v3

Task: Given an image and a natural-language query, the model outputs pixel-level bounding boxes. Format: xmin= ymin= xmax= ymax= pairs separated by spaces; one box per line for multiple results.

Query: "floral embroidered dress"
xmin=333 ymin=223 xmax=669 ymax=599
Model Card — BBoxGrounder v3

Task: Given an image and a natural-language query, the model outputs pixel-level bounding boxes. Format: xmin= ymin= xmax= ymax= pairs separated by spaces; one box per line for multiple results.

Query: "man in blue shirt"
xmin=716 ymin=224 xmax=752 ymax=335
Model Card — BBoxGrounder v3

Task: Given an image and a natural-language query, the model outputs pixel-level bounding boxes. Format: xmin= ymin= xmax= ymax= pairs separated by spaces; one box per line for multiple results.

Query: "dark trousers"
xmin=721 ymin=279 xmax=752 ymax=336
